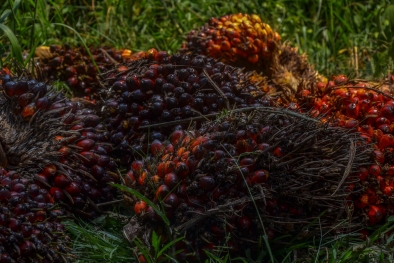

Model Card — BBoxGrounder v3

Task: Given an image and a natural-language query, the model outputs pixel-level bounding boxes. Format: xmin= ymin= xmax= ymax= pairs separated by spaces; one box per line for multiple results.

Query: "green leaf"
xmin=151 ymin=231 xmax=160 ymax=256
xmin=157 ymin=236 xmax=184 ymax=258
xmin=12 ymin=0 xmax=21 ymax=13
xmin=0 ymin=9 xmax=11 ymax=23
xmin=0 ymin=23 xmax=23 ymax=63
xmin=110 ymin=183 xmax=170 ymax=225
xmin=204 ymin=250 xmax=223 ymax=262
xmin=385 ymin=5 xmax=394 ymax=34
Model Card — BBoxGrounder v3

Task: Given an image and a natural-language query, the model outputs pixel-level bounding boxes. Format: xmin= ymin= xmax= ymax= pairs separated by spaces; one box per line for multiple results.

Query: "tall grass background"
xmin=2 ymin=0 xmax=394 ymax=262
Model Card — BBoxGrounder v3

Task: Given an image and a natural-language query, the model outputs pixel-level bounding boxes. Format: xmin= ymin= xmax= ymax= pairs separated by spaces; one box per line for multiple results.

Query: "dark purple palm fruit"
xmin=122 ymin=108 xmax=371 ymax=261
xmin=100 ymin=48 xmax=269 ymax=165
xmin=0 ymin=73 xmax=119 ymax=218
xmin=34 ymin=44 xmax=134 ymax=103
xmin=0 ymin=167 xmax=71 ymax=262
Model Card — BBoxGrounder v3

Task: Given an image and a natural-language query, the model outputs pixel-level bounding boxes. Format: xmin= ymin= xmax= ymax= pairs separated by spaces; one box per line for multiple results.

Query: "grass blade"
xmin=0 ymin=23 xmax=23 ymax=63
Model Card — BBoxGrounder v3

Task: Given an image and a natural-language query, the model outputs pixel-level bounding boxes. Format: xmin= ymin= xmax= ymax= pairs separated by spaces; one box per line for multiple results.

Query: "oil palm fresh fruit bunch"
xmin=0 ymin=70 xmax=120 ymax=220
xmin=99 ymin=48 xmax=277 ymax=166
xmin=0 ymin=69 xmax=123 ymax=262
xmin=122 ymin=108 xmax=371 ymax=261
xmin=34 ymin=44 xmax=134 ymax=103
xmin=0 ymin=167 xmax=70 ymax=263
xmin=181 ymin=13 xmax=323 ymax=99
xmin=291 ymin=74 xmax=394 ymax=228
xmin=181 ymin=13 xmax=281 ymax=66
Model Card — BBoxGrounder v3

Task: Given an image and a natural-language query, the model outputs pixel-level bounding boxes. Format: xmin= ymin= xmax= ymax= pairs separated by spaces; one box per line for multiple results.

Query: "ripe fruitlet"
xmin=134 ymin=200 xmax=147 ymax=215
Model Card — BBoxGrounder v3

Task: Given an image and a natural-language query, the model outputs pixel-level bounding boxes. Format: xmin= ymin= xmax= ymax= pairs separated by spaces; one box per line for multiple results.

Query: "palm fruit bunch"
xmin=122 ymin=108 xmax=372 ymax=261
xmin=0 ymin=70 xmax=120 ymax=221
xmin=99 ymin=49 xmax=273 ymax=165
xmin=181 ymin=13 xmax=281 ymax=67
xmin=290 ymin=75 xmax=394 ymax=227
xmin=34 ymin=44 xmax=134 ymax=103
xmin=0 ymin=167 xmax=70 ymax=263
xmin=182 ymin=13 xmax=322 ymax=103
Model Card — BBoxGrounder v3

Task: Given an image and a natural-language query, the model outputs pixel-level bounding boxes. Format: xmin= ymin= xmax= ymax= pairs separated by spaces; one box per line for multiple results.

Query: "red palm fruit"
xmin=21 ymin=103 xmax=36 ymax=119
xmin=65 ymin=182 xmax=80 ymax=195
xmin=76 ymin=139 xmax=95 ymax=150
xmin=368 ymin=205 xmax=383 ymax=225
xmin=54 ymin=174 xmax=71 ymax=188
xmin=145 ymin=48 xmax=158 ymax=59
xmin=239 ymin=158 xmax=256 ymax=172
xmin=380 ymin=104 xmax=394 ymax=121
xmin=175 ymin=162 xmax=189 ymax=178
xmin=383 ymin=186 xmax=394 ymax=196
xmin=137 ymin=170 xmax=148 ymax=186
xmin=355 ymin=167 xmax=368 ymax=181
xmin=333 ymin=74 xmax=347 ymax=85
xmin=374 ymin=129 xmax=384 ymax=141
xmin=156 ymin=185 xmax=170 ymax=199
xmin=354 ymin=196 xmax=367 ymax=209
xmin=369 ymin=164 xmax=381 ymax=177
xmin=164 ymin=144 xmax=174 ymax=154
xmin=157 ymin=161 xmax=175 ymax=178
xmin=125 ymin=170 xmax=135 ymax=185
xmin=273 ymin=147 xmax=283 ymax=157
xmin=358 ymin=125 xmax=374 ymax=137
xmin=358 ymin=229 xmax=369 ymax=240
xmin=164 ymin=172 xmax=179 ymax=188
xmin=366 ymin=188 xmax=377 ymax=204
xmin=134 ymin=200 xmax=147 ymax=215
xmin=387 ymin=166 xmax=394 ymax=177
xmin=49 ymin=187 xmax=64 ymax=201
xmin=20 ymin=241 xmax=35 ymax=255
xmin=373 ymin=150 xmax=385 ymax=164
xmin=237 ymin=216 xmax=251 ymax=232
xmin=138 ymin=255 xmax=147 ymax=263
xmin=251 ymin=170 xmax=269 ymax=184
xmin=171 ymin=130 xmax=184 ymax=145
xmin=379 ymin=134 xmax=394 ymax=149
xmin=132 ymin=160 xmax=144 ymax=173
xmin=344 ymin=119 xmax=358 ymax=129
xmin=346 ymin=103 xmax=360 ymax=118
xmin=164 ymin=193 xmax=179 ymax=209
xmin=151 ymin=140 xmax=164 ymax=155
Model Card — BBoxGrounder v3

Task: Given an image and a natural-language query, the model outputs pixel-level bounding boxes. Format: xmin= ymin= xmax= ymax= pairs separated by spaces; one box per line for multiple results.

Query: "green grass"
xmin=2 ymin=0 xmax=394 ymax=262
xmin=2 ymin=0 xmax=394 ymax=77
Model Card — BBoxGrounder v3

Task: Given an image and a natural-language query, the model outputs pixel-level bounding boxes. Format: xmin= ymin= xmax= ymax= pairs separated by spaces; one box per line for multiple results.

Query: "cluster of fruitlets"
xmin=100 ymin=49 xmax=273 ymax=165
xmin=0 ymin=168 xmax=69 ymax=263
xmin=123 ymin=109 xmax=371 ymax=261
xmin=0 ymin=73 xmax=121 ymax=261
xmin=181 ymin=13 xmax=281 ymax=67
xmin=181 ymin=13 xmax=321 ymax=103
xmin=35 ymin=44 xmax=133 ymax=103
xmin=293 ymin=75 xmax=394 ymax=227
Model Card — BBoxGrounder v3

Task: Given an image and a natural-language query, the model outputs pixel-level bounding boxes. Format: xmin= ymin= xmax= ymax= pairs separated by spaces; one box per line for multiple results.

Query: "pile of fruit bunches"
xmin=1 ymin=12 xmax=394 ymax=262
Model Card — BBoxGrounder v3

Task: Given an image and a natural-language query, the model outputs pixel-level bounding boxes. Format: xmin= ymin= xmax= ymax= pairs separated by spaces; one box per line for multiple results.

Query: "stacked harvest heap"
xmin=122 ymin=108 xmax=371 ymax=261
xmin=34 ymin=45 xmax=134 ymax=103
xmin=0 ymin=69 xmax=120 ymax=262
